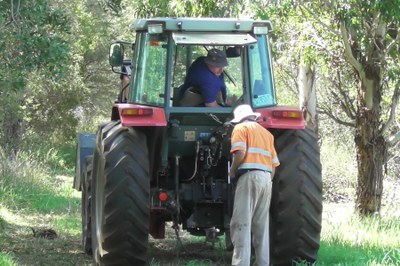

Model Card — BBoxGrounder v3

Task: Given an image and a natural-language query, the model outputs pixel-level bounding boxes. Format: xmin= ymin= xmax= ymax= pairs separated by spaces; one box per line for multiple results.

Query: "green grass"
xmin=0 ymin=253 xmax=18 ymax=266
xmin=0 ymin=146 xmax=79 ymax=213
xmin=0 ymin=145 xmax=80 ymax=233
xmin=0 ymin=147 xmax=89 ymax=266
xmin=317 ymin=242 xmax=399 ymax=265
xmin=1 ymin=144 xmax=400 ymax=265
xmin=314 ymin=202 xmax=400 ymax=266
xmin=53 ymin=213 xmax=82 ymax=235
xmin=317 ymin=141 xmax=400 ymax=265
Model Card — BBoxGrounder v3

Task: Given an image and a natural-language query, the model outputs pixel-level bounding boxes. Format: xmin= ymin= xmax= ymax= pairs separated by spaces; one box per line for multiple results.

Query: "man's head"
xmin=205 ymin=48 xmax=228 ymax=76
xmin=230 ymin=104 xmax=261 ymax=124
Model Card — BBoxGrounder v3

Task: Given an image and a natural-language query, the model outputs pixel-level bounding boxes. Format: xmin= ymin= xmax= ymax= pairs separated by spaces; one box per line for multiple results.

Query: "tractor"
xmin=73 ymin=17 xmax=322 ymax=265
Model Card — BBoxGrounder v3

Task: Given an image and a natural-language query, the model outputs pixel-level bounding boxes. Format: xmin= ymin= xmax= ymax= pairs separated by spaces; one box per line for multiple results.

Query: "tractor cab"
xmin=109 ymin=18 xmax=277 ymax=117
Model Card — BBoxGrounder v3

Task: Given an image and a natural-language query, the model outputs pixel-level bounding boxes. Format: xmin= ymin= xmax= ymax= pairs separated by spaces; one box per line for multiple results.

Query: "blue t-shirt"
xmin=180 ymin=57 xmax=227 ymax=104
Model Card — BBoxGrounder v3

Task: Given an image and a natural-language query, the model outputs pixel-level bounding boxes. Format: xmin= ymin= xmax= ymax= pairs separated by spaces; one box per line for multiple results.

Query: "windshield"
xmin=171 ymin=45 xmax=243 ymax=107
xmin=129 ymin=32 xmax=275 ymax=108
xmin=248 ymin=35 xmax=276 ymax=107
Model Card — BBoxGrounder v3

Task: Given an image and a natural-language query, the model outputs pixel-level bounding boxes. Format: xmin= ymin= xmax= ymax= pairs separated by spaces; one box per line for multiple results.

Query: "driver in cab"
xmin=179 ymin=48 xmax=228 ymax=107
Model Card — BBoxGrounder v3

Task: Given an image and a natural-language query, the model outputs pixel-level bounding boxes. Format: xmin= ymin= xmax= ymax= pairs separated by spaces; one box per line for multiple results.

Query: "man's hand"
xmin=230 ymin=150 xmax=245 ymax=179
xmin=229 ymin=169 xmax=236 ymax=179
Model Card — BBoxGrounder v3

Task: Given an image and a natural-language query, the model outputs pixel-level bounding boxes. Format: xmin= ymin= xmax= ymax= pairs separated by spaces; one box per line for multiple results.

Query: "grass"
xmin=0 ymin=252 xmax=17 ymax=266
xmin=0 ymin=146 xmax=92 ymax=266
xmin=316 ymin=141 xmax=400 ymax=266
xmin=0 ymin=144 xmax=400 ymax=265
xmin=316 ymin=202 xmax=400 ymax=265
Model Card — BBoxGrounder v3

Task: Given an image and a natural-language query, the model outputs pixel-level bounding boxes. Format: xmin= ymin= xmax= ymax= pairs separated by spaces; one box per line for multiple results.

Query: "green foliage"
xmin=99 ymin=0 xmax=124 ymax=14
xmin=0 ymin=0 xmax=120 ymax=156
xmin=0 ymin=0 xmax=75 ymax=154
xmin=106 ymin=0 xmax=256 ymax=18
xmin=0 ymin=252 xmax=18 ymax=266
xmin=26 ymin=143 xmax=76 ymax=174
xmin=0 ymin=0 xmax=71 ymax=79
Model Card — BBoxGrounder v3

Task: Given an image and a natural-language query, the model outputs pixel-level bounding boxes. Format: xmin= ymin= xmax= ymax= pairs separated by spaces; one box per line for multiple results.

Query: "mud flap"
xmin=73 ymin=133 xmax=96 ymax=190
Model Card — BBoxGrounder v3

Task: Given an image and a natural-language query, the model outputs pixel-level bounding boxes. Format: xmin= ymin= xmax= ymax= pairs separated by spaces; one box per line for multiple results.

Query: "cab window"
xmin=131 ymin=33 xmax=167 ymax=106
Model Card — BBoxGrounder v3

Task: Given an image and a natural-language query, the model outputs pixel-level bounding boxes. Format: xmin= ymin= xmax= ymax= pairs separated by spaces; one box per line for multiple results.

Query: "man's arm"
xmin=229 ymin=150 xmax=245 ymax=178
xmin=121 ymin=75 xmax=130 ymax=100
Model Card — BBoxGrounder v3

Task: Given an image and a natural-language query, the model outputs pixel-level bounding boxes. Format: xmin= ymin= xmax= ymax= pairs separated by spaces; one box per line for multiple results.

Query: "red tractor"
xmin=74 ymin=17 xmax=322 ymax=265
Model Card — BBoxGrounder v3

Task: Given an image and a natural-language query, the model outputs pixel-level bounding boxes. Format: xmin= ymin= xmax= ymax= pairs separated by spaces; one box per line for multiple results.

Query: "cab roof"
xmin=133 ymin=17 xmax=273 ymax=33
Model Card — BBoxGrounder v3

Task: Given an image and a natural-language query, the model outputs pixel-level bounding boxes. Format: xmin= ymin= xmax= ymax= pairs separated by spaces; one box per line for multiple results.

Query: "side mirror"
xmin=226 ymin=46 xmax=241 ymax=58
xmin=109 ymin=43 xmax=124 ymax=67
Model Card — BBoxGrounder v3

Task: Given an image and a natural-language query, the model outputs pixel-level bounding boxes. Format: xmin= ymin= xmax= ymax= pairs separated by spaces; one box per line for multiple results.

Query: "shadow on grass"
xmin=0 ymin=214 xmax=93 ymax=266
xmin=148 ymin=236 xmax=232 ymax=265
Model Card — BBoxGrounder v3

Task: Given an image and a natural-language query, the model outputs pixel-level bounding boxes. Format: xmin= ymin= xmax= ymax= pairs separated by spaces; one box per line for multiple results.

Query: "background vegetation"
xmin=0 ymin=0 xmax=399 ymax=265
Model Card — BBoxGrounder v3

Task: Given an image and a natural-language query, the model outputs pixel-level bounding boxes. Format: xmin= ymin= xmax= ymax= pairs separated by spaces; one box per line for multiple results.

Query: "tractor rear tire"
xmin=270 ymin=127 xmax=322 ymax=265
xmin=91 ymin=121 xmax=150 ymax=265
xmin=82 ymin=155 xmax=93 ymax=255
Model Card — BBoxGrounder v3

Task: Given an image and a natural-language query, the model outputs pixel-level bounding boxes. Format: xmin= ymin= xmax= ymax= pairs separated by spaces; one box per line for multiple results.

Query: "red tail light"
xmin=272 ymin=110 xmax=302 ymax=119
xmin=159 ymin=192 xmax=168 ymax=202
xmin=121 ymin=107 xmax=153 ymax=116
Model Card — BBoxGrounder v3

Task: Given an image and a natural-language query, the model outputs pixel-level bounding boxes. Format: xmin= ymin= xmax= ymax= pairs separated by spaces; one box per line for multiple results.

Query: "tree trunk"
xmin=0 ymin=102 xmax=23 ymax=155
xmin=340 ymin=19 xmax=389 ymax=216
xmin=354 ymin=78 xmax=386 ymax=215
xmin=298 ymin=64 xmax=318 ymax=132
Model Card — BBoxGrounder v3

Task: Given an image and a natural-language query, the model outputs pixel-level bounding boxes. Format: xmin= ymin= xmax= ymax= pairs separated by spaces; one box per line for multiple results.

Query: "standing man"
xmin=229 ymin=104 xmax=280 ymax=266
xmin=179 ymin=48 xmax=228 ymax=107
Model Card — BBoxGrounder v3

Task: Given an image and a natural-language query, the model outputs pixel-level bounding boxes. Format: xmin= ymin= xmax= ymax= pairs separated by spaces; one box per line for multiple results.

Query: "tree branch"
xmin=318 ymin=106 xmax=355 ymax=128
xmin=388 ymin=131 xmax=400 ymax=147
xmin=340 ymin=21 xmax=363 ymax=73
xmin=299 ymin=4 xmax=340 ymax=36
xmin=0 ymin=0 xmax=21 ymax=30
xmin=381 ymin=85 xmax=400 ymax=135
xmin=335 ymin=69 xmax=357 ymax=119
xmin=386 ymin=27 xmax=400 ymax=53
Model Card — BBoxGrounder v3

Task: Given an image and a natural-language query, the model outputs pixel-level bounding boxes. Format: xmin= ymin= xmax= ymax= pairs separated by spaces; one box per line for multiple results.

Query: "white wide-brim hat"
xmin=230 ymin=104 xmax=261 ymax=123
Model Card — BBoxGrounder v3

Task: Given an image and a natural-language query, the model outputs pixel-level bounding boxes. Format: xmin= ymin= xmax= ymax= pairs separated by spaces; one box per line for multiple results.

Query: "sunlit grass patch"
xmin=322 ymin=203 xmax=400 ymax=247
xmin=0 ymin=252 xmax=18 ymax=266
xmin=0 ymin=148 xmax=82 ymax=240
xmin=0 ymin=149 xmax=80 ymax=214
xmin=53 ymin=213 xmax=82 ymax=236
xmin=317 ymin=242 xmax=400 ymax=265
xmin=318 ymin=202 xmax=400 ymax=265
xmin=0 ymin=205 xmax=26 ymax=227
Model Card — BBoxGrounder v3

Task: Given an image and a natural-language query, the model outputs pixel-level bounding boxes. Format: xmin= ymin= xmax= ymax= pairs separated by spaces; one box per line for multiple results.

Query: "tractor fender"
xmin=73 ymin=133 xmax=96 ymax=191
xmin=116 ymin=103 xmax=168 ymax=127
xmin=257 ymin=106 xmax=306 ymax=130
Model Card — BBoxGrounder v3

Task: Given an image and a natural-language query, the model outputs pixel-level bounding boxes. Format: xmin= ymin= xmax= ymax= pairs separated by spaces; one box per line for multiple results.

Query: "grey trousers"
xmin=230 ymin=170 xmax=272 ymax=266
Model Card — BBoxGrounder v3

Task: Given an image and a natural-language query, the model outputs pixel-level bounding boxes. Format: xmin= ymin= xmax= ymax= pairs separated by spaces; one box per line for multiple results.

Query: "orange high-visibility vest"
xmin=230 ymin=121 xmax=280 ymax=172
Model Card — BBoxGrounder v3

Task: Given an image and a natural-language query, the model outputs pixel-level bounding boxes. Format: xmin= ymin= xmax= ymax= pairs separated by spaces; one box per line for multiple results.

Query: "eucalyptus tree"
xmin=260 ymin=0 xmax=400 ymax=215
xmin=256 ymin=3 xmax=320 ymax=132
